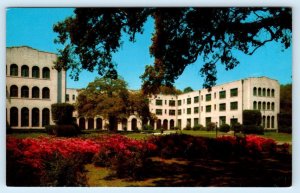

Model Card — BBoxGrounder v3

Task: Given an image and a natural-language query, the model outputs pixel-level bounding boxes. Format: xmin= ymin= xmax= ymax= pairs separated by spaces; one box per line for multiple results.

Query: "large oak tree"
xmin=53 ymin=7 xmax=291 ymax=94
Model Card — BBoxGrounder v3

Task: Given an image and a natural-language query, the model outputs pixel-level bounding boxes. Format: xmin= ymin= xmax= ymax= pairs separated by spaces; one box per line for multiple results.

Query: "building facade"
xmin=6 ymin=46 xmax=66 ymax=129
xmin=6 ymin=46 xmax=280 ymax=131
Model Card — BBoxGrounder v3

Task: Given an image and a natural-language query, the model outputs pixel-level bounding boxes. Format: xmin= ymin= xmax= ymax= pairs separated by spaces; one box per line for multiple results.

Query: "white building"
xmin=6 ymin=46 xmax=66 ymax=129
xmin=6 ymin=46 xmax=280 ymax=131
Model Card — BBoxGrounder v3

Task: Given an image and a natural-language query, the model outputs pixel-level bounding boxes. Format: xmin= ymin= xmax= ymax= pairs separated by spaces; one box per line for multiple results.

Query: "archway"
xmin=96 ymin=118 xmax=103 ymax=129
xmin=170 ymin=119 xmax=175 ymax=130
xmin=163 ymin=119 xmax=168 ymax=130
xmin=131 ymin=118 xmax=137 ymax=131
xmin=79 ymin=117 xmax=86 ymax=129
xmin=88 ymin=118 xmax=94 ymax=129
xmin=157 ymin=119 xmax=162 ymax=130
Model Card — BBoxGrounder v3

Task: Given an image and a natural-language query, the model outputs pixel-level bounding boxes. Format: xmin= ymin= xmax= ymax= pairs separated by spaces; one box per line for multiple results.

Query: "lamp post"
xmin=215 ymin=122 xmax=218 ymax=138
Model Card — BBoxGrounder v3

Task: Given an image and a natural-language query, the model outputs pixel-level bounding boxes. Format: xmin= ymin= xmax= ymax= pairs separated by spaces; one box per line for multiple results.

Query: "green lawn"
xmin=7 ymin=130 xmax=292 ymax=143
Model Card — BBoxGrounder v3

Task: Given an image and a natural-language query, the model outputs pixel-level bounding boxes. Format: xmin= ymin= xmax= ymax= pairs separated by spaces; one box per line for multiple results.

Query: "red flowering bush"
xmin=244 ymin=135 xmax=276 ymax=155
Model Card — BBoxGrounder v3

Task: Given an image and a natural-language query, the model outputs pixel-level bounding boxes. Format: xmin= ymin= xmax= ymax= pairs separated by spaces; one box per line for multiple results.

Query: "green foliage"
xmin=193 ymin=124 xmax=204 ymax=131
xmin=243 ymin=110 xmax=262 ymax=126
xmin=184 ymin=125 xmax=192 ymax=130
xmin=232 ymin=122 xmax=242 ymax=133
xmin=142 ymin=124 xmax=154 ymax=131
xmin=45 ymin=125 xmax=56 ymax=135
xmin=279 ymin=84 xmax=292 ymax=132
xmin=183 ymin=87 xmax=194 ymax=93
xmin=53 ymin=125 xmax=79 ymax=137
xmin=219 ymin=124 xmax=230 ymax=132
xmin=54 ymin=8 xmax=291 ymax=94
xmin=242 ymin=125 xmax=264 ymax=135
xmin=278 ymin=113 xmax=292 ymax=133
xmin=206 ymin=122 xmax=216 ymax=131
xmin=51 ymin=103 xmax=74 ymax=125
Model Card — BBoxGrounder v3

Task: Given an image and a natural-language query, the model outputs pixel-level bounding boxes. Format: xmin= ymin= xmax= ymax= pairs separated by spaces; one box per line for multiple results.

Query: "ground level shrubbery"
xmin=6 ymin=133 xmax=291 ymax=187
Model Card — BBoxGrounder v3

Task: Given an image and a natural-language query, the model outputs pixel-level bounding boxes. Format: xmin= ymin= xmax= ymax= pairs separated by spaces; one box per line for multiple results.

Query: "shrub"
xmin=206 ymin=122 xmax=216 ymax=131
xmin=219 ymin=124 xmax=230 ymax=132
xmin=243 ymin=110 xmax=262 ymax=126
xmin=184 ymin=125 xmax=192 ymax=130
xmin=53 ymin=124 xmax=78 ymax=137
xmin=242 ymin=125 xmax=264 ymax=135
xmin=193 ymin=124 xmax=204 ymax=130
xmin=142 ymin=124 xmax=154 ymax=131
xmin=45 ymin=125 xmax=56 ymax=135
xmin=51 ymin=103 xmax=74 ymax=125
xmin=232 ymin=122 xmax=242 ymax=133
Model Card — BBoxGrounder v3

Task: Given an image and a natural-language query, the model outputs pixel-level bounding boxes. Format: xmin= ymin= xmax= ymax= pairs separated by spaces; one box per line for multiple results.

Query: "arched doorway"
xmin=21 ymin=107 xmax=29 ymax=127
xmin=32 ymin=108 xmax=40 ymax=127
xmin=170 ymin=119 xmax=175 ymax=130
xmin=96 ymin=118 xmax=103 ymax=129
xmin=163 ymin=119 xmax=168 ymax=130
xmin=157 ymin=119 xmax=162 ymax=130
xmin=10 ymin=107 xmax=18 ymax=127
xmin=88 ymin=118 xmax=94 ymax=129
xmin=79 ymin=117 xmax=86 ymax=129
xmin=131 ymin=118 xmax=137 ymax=131
xmin=42 ymin=108 xmax=50 ymax=126
xmin=150 ymin=119 xmax=155 ymax=129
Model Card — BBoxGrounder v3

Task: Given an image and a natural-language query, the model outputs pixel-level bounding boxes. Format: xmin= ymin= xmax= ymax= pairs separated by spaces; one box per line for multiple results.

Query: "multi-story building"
xmin=149 ymin=77 xmax=280 ymax=131
xmin=6 ymin=46 xmax=66 ymax=129
xmin=6 ymin=46 xmax=280 ymax=131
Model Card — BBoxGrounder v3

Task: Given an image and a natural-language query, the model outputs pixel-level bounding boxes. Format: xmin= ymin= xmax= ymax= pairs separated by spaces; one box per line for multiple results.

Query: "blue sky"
xmin=6 ymin=8 xmax=292 ymax=91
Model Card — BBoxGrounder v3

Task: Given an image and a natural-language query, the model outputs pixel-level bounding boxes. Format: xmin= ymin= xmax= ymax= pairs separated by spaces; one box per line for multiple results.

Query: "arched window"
xmin=88 ymin=118 xmax=94 ymax=129
xmin=262 ymin=88 xmax=266 ymax=96
xmin=262 ymin=102 xmax=266 ymax=110
xmin=258 ymin=88 xmax=262 ymax=96
xmin=42 ymin=108 xmax=50 ymax=126
xmin=262 ymin=116 xmax=266 ymax=128
xmin=32 ymin=66 xmax=40 ymax=78
xmin=42 ymin=87 xmax=50 ymax=99
xmin=21 ymin=86 xmax=29 ymax=98
xmin=258 ymin=101 xmax=261 ymax=110
xmin=10 ymin=107 xmax=18 ymax=127
xmin=253 ymin=87 xmax=257 ymax=96
xmin=32 ymin=108 xmax=39 ymax=127
xmin=267 ymin=89 xmax=270 ymax=97
xmin=271 ymin=102 xmax=275 ymax=111
xmin=253 ymin=101 xmax=257 ymax=110
xmin=42 ymin=67 xmax=50 ymax=79
xmin=267 ymin=102 xmax=270 ymax=110
xmin=21 ymin=107 xmax=29 ymax=127
xmin=10 ymin=85 xmax=18 ymax=97
xmin=96 ymin=118 xmax=103 ymax=129
xmin=32 ymin=86 xmax=40 ymax=98
xmin=10 ymin=64 xmax=18 ymax=76
xmin=271 ymin=89 xmax=275 ymax=97
xmin=267 ymin=116 xmax=270 ymax=128
xmin=21 ymin=65 xmax=29 ymax=77
xmin=271 ymin=116 xmax=275 ymax=128
xmin=79 ymin=117 xmax=86 ymax=129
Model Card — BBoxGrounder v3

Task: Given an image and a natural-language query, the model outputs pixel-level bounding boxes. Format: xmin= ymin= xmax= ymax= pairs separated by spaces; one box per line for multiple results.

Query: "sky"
xmin=6 ymin=8 xmax=292 ymax=91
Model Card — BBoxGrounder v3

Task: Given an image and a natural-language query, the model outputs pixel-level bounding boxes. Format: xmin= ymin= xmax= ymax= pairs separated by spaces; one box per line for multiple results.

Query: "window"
xmin=42 ymin=67 xmax=50 ymax=79
xmin=156 ymin=99 xmax=162 ymax=106
xmin=21 ymin=65 xmax=29 ymax=77
xmin=205 ymin=117 xmax=211 ymax=127
xmin=165 ymin=100 xmax=167 ymax=105
xmin=66 ymin=94 xmax=70 ymax=102
xmin=258 ymin=102 xmax=261 ymax=110
xmin=156 ymin=109 xmax=162 ymax=115
xmin=262 ymin=88 xmax=266 ymax=96
xmin=21 ymin=107 xmax=29 ymax=127
xmin=178 ymin=100 xmax=182 ymax=106
xmin=230 ymin=102 xmax=238 ymax=110
xmin=178 ymin=109 xmax=182 ymax=115
xmin=219 ymin=91 xmax=226 ymax=99
xmin=42 ymin=108 xmax=50 ymax=126
xmin=194 ymin=96 xmax=199 ymax=103
xmin=253 ymin=87 xmax=257 ymax=96
xmin=267 ymin=102 xmax=270 ymax=110
xmin=219 ymin=116 xmax=226 ymax=125
xmin=32 ymin=66 xmax=40 ymax=78
xmin=21 ymin=86 xmax=29 ymax=98
xmin=206 ymin=94 xmax=211 ymax=101
xmin=10 ymin=85 xmax=18 ymax=97
xmin=177 ymin=119 xmax=182 ymax=129
xmin=201 ymin=106 xmax=203 ymax=112
xmin=214 ymin=92 xmax=216 ymax=99
xmin=271 ymin=116 xmax=275 ymax=128
xmin=271 ymin=102 xmax=275 ymax=111
xmin=169 ymin=100 xmax=175 ymax=106
xmin=194 ymin=118 xmax=199 ymax=126
xmin=32 ymin=108 xmax=39 ymax=127
xmin=271 ymin=89 xmax=275 ymax=97
xmin=169 ymin=110 xmax=175 ymax=116
xmin=267 ymin=89 xmax=270 ymax=97
xmin=267 ymin=116 xmax=270 ymax=128
xmin=32 ymin=86 xmax=40 ymax=98
xmin=165 ymin=109 xmax=167 ymax=114
xmin=10 ymin=107 xmax=18 ymax=127
xmin=72 ymin=95 xmax=75 ymax=100
xmin=194 ymin=107 xmax=199 ymax=114
xmin=230 ymin=88 xmax=238 ymax=97
xmin=201 ymin=95 xmax=203 ymax=101
xmin=10 ymin=64 xmax=18 ymax=76
xmin=219 ymin=103 xmax=226 ymax=111
xmin=42 ymin=87 xmax=50 ymax=99
xmin=206 ymin=105 xmax=211 ymax=112
xmin=262 ymin=102 xmax=266 ymax=110
xmin=187 ymin=119 xmax=191 ymax=126
xmin=258 ymin=88 xmax=262 ymax=96
xmin=253 ymin=101 xmax=257 ymax=110
xmin=187 ymin=98 xmax=191 ymax=104
xmin=187 ymin=108 xmax=191 ymax=114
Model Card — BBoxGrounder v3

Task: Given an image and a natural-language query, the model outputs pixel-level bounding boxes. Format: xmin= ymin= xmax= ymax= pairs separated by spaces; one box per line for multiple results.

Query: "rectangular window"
xmin=206 ymin=94 xmax=211 ymax=101
xmin=66 ymin=94 xmax=69 ymax=102
xmin=206 ymin=105 xmax=211 ymax=112
xmin=219 ymin=116 xmax=226 ymax=125
xmin=230 ymin=102 xmax=238 ymax=110
xmin=230 ymin=88 xmax=238 ymax=97
xmin=156 ymin=109 xmax=162 ymax=115
xmin=156 ymin=99 xmax=162 ymax=106
xmin=219 ymin=91 xmax=226 ymax=99
xmin=194 ymin=96 xmax=199 ymax=103
xmin=187 ymin=108 xmax=191 ymax=114
xmin=187 ymin=98 xmax=191 ymax=104
xmin=178 ymin=100 xmax=182 ymax=106
xmin=201 ymin=95 xmax=203 ymax=101
xmin=165 ymin=109 xmax=167 ymax=114
xmin=178 ymin=109 xmax=182 ymax=115
xmin=201 ymin=106 xmax=203 ymax=112
xmin=177 ymin=119 xmax=182 ymax=129
xmin=187 ymin=118 xmax=191 ymax=126
xmin=169 ymin=110 xmax=175 ymax=116
xmin=194 ymin=107 xmax=199 ymax=114
xmin=194 ymin=118 xmax=199 ymax=126
xmin=72 ymin=95 xmax=75 ymax=100
xmin=214 ymin=92 xmax=216 ymax=99
xmin=169 ymin=100 xmax=175 ymax=106
xmin=206 ymin=117 xmax=211 ymax=127
xmin=165 ymin=100 xmax=167 ymax=105
xmin=219 ymin=103 xmax=226 ymax=111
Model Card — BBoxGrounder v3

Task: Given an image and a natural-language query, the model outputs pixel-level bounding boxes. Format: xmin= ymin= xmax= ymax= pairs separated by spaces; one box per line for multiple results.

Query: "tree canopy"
xmin=183 ymin=87 xmax=194 ymax=93
xmin=53 ymin=8 xmax=291 ymax=94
